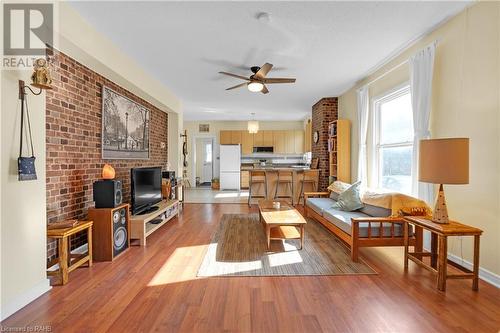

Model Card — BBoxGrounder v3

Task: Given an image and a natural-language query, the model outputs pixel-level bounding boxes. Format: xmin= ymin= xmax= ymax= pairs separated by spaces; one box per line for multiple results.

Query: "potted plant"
xmin=211 ymin=178 xmax=220 ymax=190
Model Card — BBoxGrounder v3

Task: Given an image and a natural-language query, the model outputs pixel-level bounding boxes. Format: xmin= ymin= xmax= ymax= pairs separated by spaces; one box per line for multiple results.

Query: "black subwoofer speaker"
xmin=93 ymin=180 xmax=122 ymax=208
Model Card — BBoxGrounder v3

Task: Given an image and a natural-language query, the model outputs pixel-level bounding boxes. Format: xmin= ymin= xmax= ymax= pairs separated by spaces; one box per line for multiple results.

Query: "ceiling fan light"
xmin=248 ymin=120 xmax=259 ymax=134
xmin=247 ymin=82 xmax=264 ymax=92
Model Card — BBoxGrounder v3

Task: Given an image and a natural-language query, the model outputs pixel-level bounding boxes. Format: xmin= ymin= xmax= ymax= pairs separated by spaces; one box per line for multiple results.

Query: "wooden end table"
xmin=403 ymin=216 xmax=482 ymax=292
xmin=47 ymin=221 xmax=93 ymax=285
xmin=258 ymin=200 xmax=307 ymax=250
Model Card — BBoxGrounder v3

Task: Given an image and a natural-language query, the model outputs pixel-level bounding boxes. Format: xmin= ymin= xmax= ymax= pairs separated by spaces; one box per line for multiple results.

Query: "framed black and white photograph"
xmin=102 ymin=86 xmax=150 ymax=159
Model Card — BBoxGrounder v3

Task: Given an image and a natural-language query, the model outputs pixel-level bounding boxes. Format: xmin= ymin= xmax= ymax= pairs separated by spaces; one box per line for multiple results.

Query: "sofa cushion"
xmin=323 ymin=208 xmax=410 ymax=238
xmin=358 ymin=204 xmax=391 ymax=217
xmin=306 ymin=197 xmax=336 ymax=216
xmin=332 ymin=181 xmax=364 ymax=212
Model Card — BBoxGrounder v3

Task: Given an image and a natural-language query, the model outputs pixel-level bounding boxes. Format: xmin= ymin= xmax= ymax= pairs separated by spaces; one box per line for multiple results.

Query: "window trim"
xmin=371 ymin=83 xmax=413 ymax=192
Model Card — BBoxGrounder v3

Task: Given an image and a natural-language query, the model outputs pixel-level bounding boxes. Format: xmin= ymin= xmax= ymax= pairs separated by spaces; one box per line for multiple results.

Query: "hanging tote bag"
xmin=18 ymin=94 xmax=37 ymax=181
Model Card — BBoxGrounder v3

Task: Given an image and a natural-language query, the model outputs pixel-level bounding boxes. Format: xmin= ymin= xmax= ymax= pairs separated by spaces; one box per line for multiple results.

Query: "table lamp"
xmin=419 ymin=138 xmax=469 ymax=224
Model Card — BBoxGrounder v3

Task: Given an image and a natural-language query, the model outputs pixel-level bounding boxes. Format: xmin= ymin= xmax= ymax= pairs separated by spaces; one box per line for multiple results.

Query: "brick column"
xmin=312 ymin=97 xmax=338 ymax=191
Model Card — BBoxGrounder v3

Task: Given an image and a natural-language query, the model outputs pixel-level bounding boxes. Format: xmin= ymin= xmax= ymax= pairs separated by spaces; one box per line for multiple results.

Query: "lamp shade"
xmin=248 ymin=120 xmax=259 ymax=134
xmin=419 ymin=138 xmax=469 ymax=184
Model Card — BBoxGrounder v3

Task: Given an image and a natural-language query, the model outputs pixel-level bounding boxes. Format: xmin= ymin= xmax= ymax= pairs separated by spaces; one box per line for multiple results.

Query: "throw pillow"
xmin=332 ymin=181 xmax=364 ymax=211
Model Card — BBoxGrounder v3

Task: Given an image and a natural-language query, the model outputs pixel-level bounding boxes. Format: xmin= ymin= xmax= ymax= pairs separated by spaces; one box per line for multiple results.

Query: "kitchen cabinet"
xmin=304 ymin=119 xmax=312 ymax=152
xmin=285 ymin=131 xmax=295 ymax=154
xmin=262 ymin=131 xmax=273 ymax=146
xmin=241 ymin=131 xmax=253 ymax=155
xmin=253 ymin=132 xmax=264 ymax=146
xmin=230 ymin=130 xmax=242 ymax=144
xmin=294 ymin=130 xmax=305 ymax=154
xmin=273 ymin=131 xmax=286 ymax=154
xmin=240 ymin=170 xmax=250 ymax=188
xmin=220 ymin=130 xmax=231 ymax=144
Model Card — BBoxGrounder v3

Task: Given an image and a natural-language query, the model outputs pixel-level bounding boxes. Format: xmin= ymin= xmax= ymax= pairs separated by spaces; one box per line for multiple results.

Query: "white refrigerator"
xmin=219 ymin=144 xmax=241 ymax=190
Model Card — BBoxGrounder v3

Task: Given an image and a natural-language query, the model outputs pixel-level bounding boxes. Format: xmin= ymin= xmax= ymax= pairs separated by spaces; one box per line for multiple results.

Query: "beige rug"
xmin=197 ymin=213 xmax=376 ymax=276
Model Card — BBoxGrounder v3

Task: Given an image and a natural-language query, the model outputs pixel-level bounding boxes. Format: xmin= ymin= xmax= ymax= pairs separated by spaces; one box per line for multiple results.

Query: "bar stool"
xmin=274 ymin=170 xmax=294 ymax=205
xmin=298 ymin=170 xmax=318 ymax=206
xmin=248 ymin=170 xmax=268 ymax=206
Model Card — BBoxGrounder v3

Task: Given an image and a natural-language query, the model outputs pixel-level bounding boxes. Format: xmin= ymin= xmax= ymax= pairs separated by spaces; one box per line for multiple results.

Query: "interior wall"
xmin=1 ymin=70 xmax=50 ymax=320
xmin=183 ymin=120 xmax=305 ymax=185
xmin=339 ymin=2 xmax=500 ymax=276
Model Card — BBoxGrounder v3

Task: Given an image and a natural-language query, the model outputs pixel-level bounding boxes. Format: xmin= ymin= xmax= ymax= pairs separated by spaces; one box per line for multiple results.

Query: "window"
xmin=373 ymin=86 xmax=413 ymax=194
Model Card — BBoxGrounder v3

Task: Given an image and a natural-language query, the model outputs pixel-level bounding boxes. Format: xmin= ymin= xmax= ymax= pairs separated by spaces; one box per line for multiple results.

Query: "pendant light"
xmin=248 ymin=113 xmax=259 ymax=133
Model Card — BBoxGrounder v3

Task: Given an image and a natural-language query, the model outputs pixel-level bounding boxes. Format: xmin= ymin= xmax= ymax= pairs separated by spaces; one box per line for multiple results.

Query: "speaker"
xmin=93 ymin=180 xmax=122 ymax=208
xmin=88 ymin=203 xmax=130 ymax=261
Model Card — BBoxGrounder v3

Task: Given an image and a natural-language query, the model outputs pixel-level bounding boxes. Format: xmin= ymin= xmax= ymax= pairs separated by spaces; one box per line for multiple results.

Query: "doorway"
xmin=195 ymin=137 xmax=213 ymax=187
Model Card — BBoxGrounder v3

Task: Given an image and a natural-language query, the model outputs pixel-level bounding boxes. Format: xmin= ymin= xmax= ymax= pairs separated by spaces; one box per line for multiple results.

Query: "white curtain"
xmin=356 ymin=86 xmax=369 ymax=187
xmin=409 ymin=42 xmax=437 ymax=204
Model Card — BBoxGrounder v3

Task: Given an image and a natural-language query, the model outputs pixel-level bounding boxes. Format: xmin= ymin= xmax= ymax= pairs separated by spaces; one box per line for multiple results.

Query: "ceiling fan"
xmin=219 ymin=63 xmax=296 ymax=94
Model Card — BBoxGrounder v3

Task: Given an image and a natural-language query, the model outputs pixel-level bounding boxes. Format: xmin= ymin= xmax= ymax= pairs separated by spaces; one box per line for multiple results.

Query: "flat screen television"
xmin=131 ymin=167 xmax=162 ymax=215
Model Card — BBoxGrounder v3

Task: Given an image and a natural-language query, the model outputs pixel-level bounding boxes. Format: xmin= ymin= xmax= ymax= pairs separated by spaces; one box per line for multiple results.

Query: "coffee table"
xmin=258 ymin=200 xmax=307 ymax=250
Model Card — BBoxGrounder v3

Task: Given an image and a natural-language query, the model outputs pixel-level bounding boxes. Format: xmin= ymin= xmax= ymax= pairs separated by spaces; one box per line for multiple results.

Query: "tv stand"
xmin=130 ymin=199 xmax=179 ymax=246
xmin=137 ymin=205 xmax=160 ymax=215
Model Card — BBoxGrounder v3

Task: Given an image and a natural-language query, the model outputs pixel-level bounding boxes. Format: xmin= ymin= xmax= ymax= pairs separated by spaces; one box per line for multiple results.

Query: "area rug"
xmin=197 ymin=213 xmax=376 ymax=276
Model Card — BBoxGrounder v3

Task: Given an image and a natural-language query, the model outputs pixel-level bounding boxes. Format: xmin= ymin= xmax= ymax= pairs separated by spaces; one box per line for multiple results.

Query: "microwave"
xmin=253 ymin=146 xmax=274 ymax=153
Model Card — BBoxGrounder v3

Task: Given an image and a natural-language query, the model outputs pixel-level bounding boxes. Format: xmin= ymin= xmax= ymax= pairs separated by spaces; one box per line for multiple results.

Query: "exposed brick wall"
xmin=312 ymin=97 xmax=338 ymax=191
xmin=45 ymin=48 xmax=168 ymax=260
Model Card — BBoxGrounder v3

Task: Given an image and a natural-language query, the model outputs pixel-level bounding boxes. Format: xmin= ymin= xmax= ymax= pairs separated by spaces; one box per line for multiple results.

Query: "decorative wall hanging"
xmin=102 ymin=86 xmax=150 ymax=159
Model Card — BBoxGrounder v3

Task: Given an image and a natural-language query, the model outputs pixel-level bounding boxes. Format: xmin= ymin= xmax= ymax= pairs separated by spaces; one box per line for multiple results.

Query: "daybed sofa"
xmin=304 ymin=183 xmax=427 ymax=262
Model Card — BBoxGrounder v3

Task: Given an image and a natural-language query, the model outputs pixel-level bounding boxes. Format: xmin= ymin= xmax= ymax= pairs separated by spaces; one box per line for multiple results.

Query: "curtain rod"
xmin=360 ymin=39 xmax=441 ymax=89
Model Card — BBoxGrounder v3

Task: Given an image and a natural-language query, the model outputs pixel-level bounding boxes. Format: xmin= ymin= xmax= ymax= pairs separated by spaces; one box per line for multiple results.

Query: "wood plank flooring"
xmin=2 ymin=204 xmax=500 ymax=332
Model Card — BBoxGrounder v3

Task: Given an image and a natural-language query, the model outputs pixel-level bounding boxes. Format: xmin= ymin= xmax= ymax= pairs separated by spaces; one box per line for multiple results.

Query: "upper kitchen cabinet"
xmin=273 ymin=131 xmax=286 ymax=154
xmin=262 ymin=131 xmax=273 ymax=146
xmin=285 ymin=131 xmax=295 ymax=154
xmin=230 ymin=130 xmax=242 ymax=144
xmin=220 ymin=130 xmax=231 ymax=144
xmin=304 ymin=119 xmax=312 ymax=152
xmin=253 ymin=131 xmax=264 ymax=146
xmin=294 ymin=130 xmax=305 ymax=154
xmin=241 ymin=131 xmax=253 ymax=155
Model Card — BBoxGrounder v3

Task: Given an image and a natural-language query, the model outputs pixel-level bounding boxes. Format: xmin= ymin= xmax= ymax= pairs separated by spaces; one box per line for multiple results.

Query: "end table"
xmin=403 ymin=216 xmax=482 ymax=292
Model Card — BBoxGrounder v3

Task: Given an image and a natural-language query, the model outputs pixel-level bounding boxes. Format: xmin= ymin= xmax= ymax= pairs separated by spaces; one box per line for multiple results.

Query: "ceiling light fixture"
xmin=248 ymin=113 xmax=259 ymax=133
xmin=247 ymin=81 xmax=264 ymax=92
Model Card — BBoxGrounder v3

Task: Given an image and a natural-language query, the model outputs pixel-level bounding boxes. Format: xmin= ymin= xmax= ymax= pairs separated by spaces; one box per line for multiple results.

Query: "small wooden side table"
xmin=403 ymin=216 xmax=482 ymax=292
xmin=47 ymin=221 xmax=93 ymax=285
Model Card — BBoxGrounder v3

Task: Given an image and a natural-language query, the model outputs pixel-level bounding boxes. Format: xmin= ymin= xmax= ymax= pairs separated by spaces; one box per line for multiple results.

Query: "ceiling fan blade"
xmin=254 ymin=63 xmax=273 ymax=79
xmin=261 ymin=85 xmax=269 ymax=94
xmin=225 ymin=82 xmax=247 ymax=91
xmin=219 ymin=71 xmax=250 ymax=81
xmin=263 ymin=78 xmax=296 ymax=84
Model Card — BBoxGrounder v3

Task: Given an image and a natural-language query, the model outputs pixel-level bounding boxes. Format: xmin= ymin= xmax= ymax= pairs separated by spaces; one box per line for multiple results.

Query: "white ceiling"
xmin=69 ymin=1 xmax=469 ymax=121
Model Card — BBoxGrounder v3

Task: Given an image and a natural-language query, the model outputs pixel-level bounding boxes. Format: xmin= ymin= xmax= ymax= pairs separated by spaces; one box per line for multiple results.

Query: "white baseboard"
xmin=422 ymin=246 xmax=500 ymax=289
xmin=1 ymin=279 xmax=51 ymax=321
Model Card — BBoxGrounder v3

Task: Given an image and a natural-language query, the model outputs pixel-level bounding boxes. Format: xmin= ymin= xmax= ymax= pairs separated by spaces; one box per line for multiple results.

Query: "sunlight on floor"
xmin=148 ymin=244 xmax=208 ymax=286
xmin=268 ymin=244 xmax=304 ymax=267
xmin=214 ymin=192 xmax=249 ymax=198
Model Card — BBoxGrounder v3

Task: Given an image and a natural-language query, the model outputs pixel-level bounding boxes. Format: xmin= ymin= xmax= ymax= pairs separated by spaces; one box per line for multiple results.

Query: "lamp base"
xmin=432 ymin=184 xmax=449 ymax=224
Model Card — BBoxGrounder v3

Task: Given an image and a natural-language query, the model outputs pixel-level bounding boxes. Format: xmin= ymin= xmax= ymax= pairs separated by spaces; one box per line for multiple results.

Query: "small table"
xmin=403 ymin=216 xmax=482 ymax=292
xmin=258 ymin=200 xmax=307 ymax=250
xmin=47 ymin=221 xmax=93 ymax=285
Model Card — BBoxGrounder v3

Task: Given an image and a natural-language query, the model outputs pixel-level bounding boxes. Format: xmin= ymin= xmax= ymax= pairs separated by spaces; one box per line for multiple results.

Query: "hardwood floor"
xmin=2 ymin=204 xmax=500 ymax=332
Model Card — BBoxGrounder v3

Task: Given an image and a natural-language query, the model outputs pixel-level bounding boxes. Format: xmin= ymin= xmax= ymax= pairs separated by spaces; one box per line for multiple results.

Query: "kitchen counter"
xmin=240 ymin=167 xmax=319 ymax=204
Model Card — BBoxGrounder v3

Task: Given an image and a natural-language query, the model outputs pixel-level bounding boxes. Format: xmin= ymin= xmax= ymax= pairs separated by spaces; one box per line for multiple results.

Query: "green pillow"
xmin=332 ymin=181 xmax=364 ymax=212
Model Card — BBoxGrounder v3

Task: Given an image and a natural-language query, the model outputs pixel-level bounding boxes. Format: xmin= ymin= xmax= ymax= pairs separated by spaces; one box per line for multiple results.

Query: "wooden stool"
xmin=248 ymin=170 xmax=268 ymax=206
xmin=274 ymin=170 xmax=294 ymax=205
xmin=298 ymin=170 xmax=318 ymax=206
xmin=47 ymin=221 xmax=93 ymax=285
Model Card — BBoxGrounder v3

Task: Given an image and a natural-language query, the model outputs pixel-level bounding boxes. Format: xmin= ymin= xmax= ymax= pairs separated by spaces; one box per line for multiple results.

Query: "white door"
xmin=201 ymin=138 xmax=213 ymax=183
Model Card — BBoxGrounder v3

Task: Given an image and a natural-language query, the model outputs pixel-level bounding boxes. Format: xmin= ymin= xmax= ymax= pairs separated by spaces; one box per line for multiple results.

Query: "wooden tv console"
xmin=130 ymin=199 xmax=179 ymax=246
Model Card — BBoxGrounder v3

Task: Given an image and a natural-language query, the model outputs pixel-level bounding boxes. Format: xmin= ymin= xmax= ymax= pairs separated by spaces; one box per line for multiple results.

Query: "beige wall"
xmin=339 ymin=2 xmax=500 ymax=276
xmin=1 ymin=70 xmax=50 ymax=320
xmin=183 ymin=120 xmax=306 ymax=184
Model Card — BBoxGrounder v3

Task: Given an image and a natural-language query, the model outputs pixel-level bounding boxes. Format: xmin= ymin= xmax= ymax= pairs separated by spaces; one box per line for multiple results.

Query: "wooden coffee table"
xmin=258 ymin=200 xmax=307 ymax=250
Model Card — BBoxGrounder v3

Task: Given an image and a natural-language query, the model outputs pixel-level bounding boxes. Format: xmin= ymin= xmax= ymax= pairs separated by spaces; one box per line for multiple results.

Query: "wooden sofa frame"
xmin=303 ymin=192 xmax=423 ymax=262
